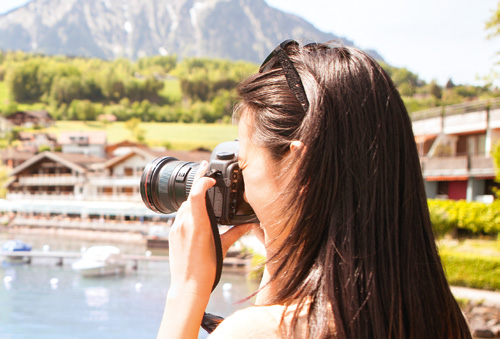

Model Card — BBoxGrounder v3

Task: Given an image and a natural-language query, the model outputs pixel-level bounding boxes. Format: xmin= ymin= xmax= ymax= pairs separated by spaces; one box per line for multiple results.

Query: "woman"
xmin=158 ymin=40 xmax=472 ymax=338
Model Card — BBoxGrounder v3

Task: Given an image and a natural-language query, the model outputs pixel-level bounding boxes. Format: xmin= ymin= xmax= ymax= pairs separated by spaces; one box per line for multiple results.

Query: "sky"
xmin=0 ymin=0 xmax=498 ymax=86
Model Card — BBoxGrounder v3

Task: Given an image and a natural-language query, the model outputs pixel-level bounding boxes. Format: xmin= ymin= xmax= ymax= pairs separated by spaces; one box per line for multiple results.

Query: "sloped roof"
xmin=0 ymin=148 xmax=36 ymax=161
xmin=103 ymin=147 xmax=156 ymax=169
xmin=9 ymin=151 xmax=106 ymax=176
xmin=105 ymin=140 xmax=148 ymax=155
xmin=7 ymin=110 xmax=54 ymax=121
xmin=103 ymin=147 xmax=212 ymax=169
xmin=18 ymin=131 xmax=34 ymax=141
xmin=17 ymin=131 xmax=57 ymax=142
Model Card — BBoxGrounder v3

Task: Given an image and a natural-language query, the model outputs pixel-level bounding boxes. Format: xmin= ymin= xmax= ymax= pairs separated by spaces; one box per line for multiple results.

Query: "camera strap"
xmin=201 ymin=170 xmax=225 ymax=333
xmin=205 ymin=191 xmax=224 ymax=291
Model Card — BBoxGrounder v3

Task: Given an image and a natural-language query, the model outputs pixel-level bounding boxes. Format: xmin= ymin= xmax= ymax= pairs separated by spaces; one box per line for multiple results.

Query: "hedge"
xmin=428 ymin=199 xmax=500 ymax=236
xmin=439 ymin=249 xmax=500 ymax=291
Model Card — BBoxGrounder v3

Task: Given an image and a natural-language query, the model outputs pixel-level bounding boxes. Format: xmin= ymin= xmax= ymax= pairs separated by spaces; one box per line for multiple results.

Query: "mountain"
xmin=0 ymin=0 xmax=383 ymax=63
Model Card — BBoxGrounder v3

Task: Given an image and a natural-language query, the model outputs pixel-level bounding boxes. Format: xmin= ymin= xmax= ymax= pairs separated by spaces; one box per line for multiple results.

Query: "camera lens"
xmin=140 ymin=157 xmax=199 ymax=214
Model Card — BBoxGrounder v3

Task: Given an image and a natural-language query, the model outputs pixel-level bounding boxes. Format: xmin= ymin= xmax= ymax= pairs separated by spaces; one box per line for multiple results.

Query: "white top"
xmin=209 ymin=303 xmax=309 ymax=338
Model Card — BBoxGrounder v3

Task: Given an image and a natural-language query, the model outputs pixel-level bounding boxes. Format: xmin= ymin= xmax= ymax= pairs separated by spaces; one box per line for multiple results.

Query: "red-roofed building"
xmin=6 ymin=110 xmax=54 ymax=128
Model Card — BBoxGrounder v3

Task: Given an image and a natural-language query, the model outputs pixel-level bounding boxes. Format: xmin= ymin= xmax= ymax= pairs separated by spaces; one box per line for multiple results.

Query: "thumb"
xmin=220 ymin=223 xmax=255 ymax=257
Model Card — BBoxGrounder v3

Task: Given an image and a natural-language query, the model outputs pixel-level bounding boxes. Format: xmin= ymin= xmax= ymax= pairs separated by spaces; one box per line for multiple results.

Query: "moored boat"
xmin=72 ymin=246 xmax=126 ymax=277
xmin=1 ymin=240 xmax=32 ymax=264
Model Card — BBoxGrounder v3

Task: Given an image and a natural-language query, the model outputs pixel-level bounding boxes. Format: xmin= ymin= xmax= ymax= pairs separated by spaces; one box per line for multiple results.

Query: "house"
xmin=413 ymin=98 xmax=500 ymax=202
xmin=6 ymin=151 xmax=107 ymax=201
xmin=58 ymin=131 xmax=107 ymax=158
xmin=17 ymin=131 xmax=58 ymax=152
xmin=6 ymin=110 xmax=54 ymax=128
xmin=3 ymin=146 xmax=211 ymax=233
xmin=0 ymin=148 xmax=35 ymax=169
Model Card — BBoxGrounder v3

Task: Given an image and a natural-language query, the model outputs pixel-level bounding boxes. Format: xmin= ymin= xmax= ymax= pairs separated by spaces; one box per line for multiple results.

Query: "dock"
xmin=0 ymin=251 xmax=251 ymax=269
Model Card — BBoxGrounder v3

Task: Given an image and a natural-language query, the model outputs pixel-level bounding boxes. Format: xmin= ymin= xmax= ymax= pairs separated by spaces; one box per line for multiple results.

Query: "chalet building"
xmin=413 ymin=98 xmax=500 ymax=202
xmin=17 ymin=131 xmax=58 ymax=152
xmin=59 ymin=131 xmax=107 ymax=158
xmin=6 ymin=110 xmax=54 ymax=128
xmin=4 ymin=146 xmax=211 ymax=233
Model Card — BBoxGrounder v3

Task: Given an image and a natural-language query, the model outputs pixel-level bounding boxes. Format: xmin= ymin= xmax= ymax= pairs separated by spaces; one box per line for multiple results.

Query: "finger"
xmin=220 ymin=224 xmax=255 ymax=255
xmin=189 ymin=176 xmax=216 ymax=212
xmin=193 ymin=160 xmax=209 ymax=184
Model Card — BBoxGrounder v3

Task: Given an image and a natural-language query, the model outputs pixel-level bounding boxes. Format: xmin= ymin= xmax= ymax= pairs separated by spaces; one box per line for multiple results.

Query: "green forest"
xmin=0 ymin=49 xmax=498 ymax=125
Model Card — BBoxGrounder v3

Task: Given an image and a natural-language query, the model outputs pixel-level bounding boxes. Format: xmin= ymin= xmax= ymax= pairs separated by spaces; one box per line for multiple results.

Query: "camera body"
xmin=140 ymin=140 xmax=257 ymax=225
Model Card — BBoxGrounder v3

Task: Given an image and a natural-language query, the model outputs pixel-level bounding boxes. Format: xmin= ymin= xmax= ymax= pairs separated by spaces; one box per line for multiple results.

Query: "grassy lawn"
xmin=438 ymin=239 xmax=500 ymax=291
xmin=41 ymin=120 xmax=239 ymax=150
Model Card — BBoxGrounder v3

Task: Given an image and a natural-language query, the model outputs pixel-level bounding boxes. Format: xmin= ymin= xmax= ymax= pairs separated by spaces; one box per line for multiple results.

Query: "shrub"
xmin=428 ymin=199 xmax=500 ymax=237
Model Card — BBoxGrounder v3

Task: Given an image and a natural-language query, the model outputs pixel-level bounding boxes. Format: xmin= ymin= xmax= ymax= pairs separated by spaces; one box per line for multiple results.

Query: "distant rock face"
xmin=0 ymin=0 xmax=382 ymax=62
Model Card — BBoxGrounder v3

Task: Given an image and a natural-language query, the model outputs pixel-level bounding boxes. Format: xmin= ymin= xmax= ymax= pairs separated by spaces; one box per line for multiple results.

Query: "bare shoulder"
xmin=209 ymin=306 xmax=283 ymax=339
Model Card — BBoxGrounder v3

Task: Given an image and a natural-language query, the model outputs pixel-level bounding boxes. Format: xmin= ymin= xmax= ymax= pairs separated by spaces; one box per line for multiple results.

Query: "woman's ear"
xmin=290 ymin=140 xmax=306 ymax=156
xmin=281 ymin=140 xmax=306 ymax=172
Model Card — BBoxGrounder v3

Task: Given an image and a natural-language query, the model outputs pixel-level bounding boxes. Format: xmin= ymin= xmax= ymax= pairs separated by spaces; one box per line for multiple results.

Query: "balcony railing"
xmin=88 ymin=176 xmax=140 ymax=186
xmin=469 ymin=155 xmax=496 ymax=176
xmin=421 ymin=155 xmax=495 ymax=178
xmin=411 ymin=97 xmax=500 ymax=121
xmin=16 ymin=174 xmax=142 ymax=187
xmin=6 ymin=192 xmax=141 ymax=202
xmin=11 ymin=217 xmax=149 ymax=233
xmin=18 ymin=174 xmax=85 ymax=185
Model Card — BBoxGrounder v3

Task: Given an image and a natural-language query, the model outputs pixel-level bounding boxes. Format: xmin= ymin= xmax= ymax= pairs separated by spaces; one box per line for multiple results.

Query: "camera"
xmin=140 ymin=140 xmax=258 ymax=225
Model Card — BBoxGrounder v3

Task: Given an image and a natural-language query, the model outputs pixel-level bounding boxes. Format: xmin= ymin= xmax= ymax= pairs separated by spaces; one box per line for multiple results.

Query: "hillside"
xmin=0 ymin=0 xmax=382 ymax=62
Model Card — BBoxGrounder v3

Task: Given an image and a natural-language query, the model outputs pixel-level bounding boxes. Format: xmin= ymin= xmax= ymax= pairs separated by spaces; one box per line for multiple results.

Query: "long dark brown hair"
xmin=236 ymin=42 xmax=471 ymax=338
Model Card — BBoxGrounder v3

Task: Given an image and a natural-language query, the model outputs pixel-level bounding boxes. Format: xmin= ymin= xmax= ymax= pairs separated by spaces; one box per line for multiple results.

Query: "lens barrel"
xmin=140 ymin=157 xmax=199 ymax=214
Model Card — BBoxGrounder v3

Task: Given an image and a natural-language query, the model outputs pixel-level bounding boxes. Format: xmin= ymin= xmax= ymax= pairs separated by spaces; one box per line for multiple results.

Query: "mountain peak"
xmin=0 ymin=0 xmax=380 ymax=62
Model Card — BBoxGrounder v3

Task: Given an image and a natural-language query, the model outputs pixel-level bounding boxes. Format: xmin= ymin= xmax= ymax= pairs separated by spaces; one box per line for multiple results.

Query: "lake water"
xmin=0 ymin=232 xmax=260 ymax=339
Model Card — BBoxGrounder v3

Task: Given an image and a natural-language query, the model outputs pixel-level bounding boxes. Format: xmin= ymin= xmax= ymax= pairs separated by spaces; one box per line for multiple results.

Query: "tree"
xmin=5 ymin=60 xmax=43 ymax=102
xmin=494 ymin=141 xmax=500 ymax=182
xmin=492 ymin=141 xmax=500 ymax=198
xmin=445 ymin=79 xmax=456 ymax=89
xmin=50 ymin=75 xmax=85 ymax=104
xmin=67 ymin=100 xmax=99 ymax=121
xmin=484 ymin=3 xmax=500 ymax=85
xmin=428 ymin=81 xmax=443 ymax=99
xmin=485 ymin=2 xmax=500 ymax=39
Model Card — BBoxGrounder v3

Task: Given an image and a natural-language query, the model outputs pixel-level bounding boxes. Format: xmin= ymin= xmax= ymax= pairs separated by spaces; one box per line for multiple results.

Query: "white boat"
xmin=1 ymin=240 xmax=32 ymax=264
xmin=72 ymin=246 xmax=126 ymax=277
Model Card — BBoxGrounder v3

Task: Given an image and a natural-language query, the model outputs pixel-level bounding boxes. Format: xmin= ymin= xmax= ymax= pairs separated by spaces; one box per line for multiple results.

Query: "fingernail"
xmin=200 ymin=160 xmax=208 ymax=168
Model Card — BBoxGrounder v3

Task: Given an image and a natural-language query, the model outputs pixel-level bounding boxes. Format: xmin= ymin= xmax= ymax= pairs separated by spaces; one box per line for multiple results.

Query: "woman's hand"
xmin=168 ymin=160 xmax=254 ymax=295
xmin=158 ymin=160 xmax=254 ymax=339
xmin=167 ymin=160 xmax=218 ymax=296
